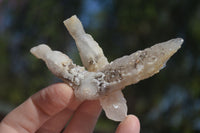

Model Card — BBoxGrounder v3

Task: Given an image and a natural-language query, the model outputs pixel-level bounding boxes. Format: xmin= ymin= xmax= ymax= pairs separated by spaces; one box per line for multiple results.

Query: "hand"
xmin=0 ymin=83 xmax=140 ymax=133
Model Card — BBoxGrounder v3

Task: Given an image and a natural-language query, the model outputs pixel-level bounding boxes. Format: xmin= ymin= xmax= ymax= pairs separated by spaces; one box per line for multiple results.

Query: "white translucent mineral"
xmin=30 ymin=15 xmax=183 ymax=122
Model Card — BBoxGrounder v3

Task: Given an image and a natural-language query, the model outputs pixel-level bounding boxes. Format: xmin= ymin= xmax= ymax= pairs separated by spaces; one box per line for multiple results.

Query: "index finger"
xmin=0 ymin=83 xmax=81 ymax=133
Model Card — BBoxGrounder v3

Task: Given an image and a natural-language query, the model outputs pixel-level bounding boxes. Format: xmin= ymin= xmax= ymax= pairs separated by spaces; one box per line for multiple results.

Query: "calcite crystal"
xmin=30 ymin=15 xmax=183 ymax=121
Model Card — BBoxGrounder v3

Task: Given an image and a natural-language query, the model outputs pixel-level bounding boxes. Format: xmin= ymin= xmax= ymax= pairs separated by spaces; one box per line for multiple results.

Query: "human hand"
xmin=0 ymin=83 xmax=140 ymax=133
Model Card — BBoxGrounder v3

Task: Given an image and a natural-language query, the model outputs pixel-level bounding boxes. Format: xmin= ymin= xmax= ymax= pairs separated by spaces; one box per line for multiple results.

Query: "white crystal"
xmin=64 ymin=15 xmax=108 ymax=71
xmin=100 ymin=90 xmax=127 ymax=121
xmin=30 ymin=15 xmax=183 ymax=122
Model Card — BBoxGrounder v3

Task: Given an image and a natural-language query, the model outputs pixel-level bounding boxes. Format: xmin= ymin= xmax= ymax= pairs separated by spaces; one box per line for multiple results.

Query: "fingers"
xmin=63 ymin=100 xmax=102 ymax=133
xmin=0 ymin=83 xmax=81 ymax=133
xmin=0 ymin=82 xmax=140 ymax=133
xmin=116 ymin=115 xmax=140 ymax=133
xmin=36 ymin=98 xmax=81 ymax=133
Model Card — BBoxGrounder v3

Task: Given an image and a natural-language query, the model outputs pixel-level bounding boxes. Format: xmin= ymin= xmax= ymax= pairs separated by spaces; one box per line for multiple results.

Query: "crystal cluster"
xmin=30 ymin=15 xmax=183 ymax=121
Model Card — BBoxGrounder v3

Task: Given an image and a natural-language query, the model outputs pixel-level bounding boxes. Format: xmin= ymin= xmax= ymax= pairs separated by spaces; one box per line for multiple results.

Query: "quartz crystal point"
xmin=30 ymin=15 xmax=183 ymax=122
xmin=100 ymin=38 xmax=183 ymax=93
xmin=30 ymin=44 xmax=86 ymax=89
xmin=63 ymin=15 xmax=108 ymax=71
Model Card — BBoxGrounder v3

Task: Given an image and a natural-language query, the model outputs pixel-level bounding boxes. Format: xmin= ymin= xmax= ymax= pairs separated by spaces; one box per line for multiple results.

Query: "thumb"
xmin=116 ymin=115 xmax=140 ymax=133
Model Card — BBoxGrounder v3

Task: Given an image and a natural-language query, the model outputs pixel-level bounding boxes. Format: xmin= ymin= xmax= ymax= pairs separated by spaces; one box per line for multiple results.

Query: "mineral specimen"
xmin=30 ymin=15 xmax=183 ymax=121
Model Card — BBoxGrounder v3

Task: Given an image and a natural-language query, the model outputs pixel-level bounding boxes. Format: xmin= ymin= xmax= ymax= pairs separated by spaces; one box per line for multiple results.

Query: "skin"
xmin=0 ymin=83 xmax=140 ymax=133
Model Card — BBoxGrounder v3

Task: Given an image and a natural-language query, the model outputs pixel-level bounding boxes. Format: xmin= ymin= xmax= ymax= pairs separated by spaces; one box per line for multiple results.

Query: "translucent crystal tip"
xmin=174 ymin=38 xmax=184 ymax=45
xmin=171 ymin=38 xmax=184 ymax=48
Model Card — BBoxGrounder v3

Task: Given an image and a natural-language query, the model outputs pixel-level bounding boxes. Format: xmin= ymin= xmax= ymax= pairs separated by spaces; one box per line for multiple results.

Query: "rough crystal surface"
xmin=30 ymin=15 xmax=183 ymax=121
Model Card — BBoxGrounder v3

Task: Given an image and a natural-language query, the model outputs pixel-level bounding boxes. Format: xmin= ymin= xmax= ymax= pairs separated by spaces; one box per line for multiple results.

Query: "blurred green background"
xmin=0 ymin=0 xmax=200 ymax=132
